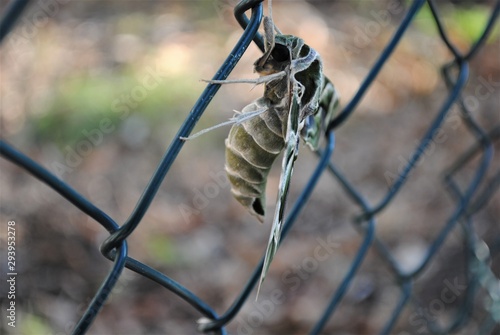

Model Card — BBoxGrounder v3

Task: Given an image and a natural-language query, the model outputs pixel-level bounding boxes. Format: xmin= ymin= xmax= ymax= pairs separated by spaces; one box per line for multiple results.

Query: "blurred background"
xmin=0 ymin=0 xmax=499 ymax=334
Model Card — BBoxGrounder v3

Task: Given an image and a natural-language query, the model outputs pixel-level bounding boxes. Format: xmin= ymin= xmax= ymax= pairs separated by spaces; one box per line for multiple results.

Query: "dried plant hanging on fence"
xmin=182 ymin=0 xmax=340 ymax=296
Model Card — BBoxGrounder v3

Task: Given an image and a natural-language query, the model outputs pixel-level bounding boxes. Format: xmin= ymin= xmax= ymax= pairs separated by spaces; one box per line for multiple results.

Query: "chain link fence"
xmin=1 ymin=0 xmax=499 ymax=334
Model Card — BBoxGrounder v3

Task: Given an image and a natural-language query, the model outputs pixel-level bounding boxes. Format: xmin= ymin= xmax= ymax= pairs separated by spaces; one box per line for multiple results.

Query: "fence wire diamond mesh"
xmin=1 ymin=0 xmax=499 ymax=334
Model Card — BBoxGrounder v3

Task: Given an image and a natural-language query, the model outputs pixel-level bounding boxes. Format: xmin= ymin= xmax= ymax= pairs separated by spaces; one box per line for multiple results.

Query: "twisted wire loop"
xmin=0 ymin=0 xmax=499 ymax=334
